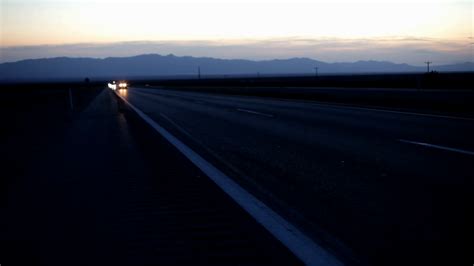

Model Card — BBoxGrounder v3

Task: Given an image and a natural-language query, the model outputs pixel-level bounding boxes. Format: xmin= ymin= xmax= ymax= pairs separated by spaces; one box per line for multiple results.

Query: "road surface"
xmin=119 ymin=87 xmax=473 ymax=265
xmin=1 ymin=89 xmax=305 ymax=266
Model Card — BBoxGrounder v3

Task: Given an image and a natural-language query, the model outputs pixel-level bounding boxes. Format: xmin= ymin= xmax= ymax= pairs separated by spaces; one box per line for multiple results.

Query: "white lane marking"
xmin=254 ymin=95 xmax=474 ymax=121
xmin=131 ymin=87 xmax=474 ymax=122
xmin=331 ymin=105 xmax=474 ymax=121
xmin=115 ymin=92 xmax=342 ymax=266
xmin=236 ymin=108 xmax=274 ymax=117
xmin=160 ymin=113 xmax=195 ymax=139
xmin=399 ymin=139 xmax=474 ymax=156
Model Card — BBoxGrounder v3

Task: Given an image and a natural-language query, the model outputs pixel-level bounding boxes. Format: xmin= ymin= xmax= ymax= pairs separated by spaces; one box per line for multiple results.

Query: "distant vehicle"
xmin=108 ymin=80 xmax=128 ymax=90
xmin=118 ymin=81 xmax=128 ymax=89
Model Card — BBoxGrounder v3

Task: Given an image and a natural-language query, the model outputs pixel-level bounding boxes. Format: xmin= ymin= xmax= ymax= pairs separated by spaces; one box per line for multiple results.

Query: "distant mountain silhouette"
xmin=0 ymin=54 xmax=472 ymax=81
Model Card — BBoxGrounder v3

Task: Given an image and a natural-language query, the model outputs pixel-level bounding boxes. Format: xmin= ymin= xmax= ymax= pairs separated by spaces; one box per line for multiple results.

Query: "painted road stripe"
xmin=267 ymin=97 xmax=474 ymax=121
xmin=133 ymin=87 xmax=474 ymax=121
xmin=399 ymin=139 xmax=474 ymax=156
xmin=236 ymin=108 xmax=274 ymax=117
xmin=328 ymin=105 xmax=474 ymax=121
xmin=115 ymin=91 xmax=342 ymax=266
xmin=160 ymin=113 xmax=195 ymax=139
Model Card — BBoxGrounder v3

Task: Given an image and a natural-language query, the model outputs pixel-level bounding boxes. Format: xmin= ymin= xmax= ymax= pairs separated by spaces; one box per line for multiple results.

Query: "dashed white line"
xmin=160 ymin=113 xmax=195 ymax=139
xmin=269 ymin=97 xmax=474 ymax=121
xmin=236 ymin=108 xmax=274 ymax=117
xmin=115 ymin=91 xmax=342 ymax=266
xmin=399 ymin=139 xmax=474 ymax=156
xmin=339 ymin=106 xmax=474 ymax=121
xmin=132 ymin=87 xmax=473 ymax=121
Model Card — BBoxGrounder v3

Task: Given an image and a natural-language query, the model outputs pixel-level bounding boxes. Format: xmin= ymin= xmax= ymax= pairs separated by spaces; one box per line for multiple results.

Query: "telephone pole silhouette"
xmin=198 ymin=66 xmax=201 ymax=79
xmin=424 ymin=61 xmax=432 ymax=73
xmin=314 ymin=67 xmax=319 ymax=77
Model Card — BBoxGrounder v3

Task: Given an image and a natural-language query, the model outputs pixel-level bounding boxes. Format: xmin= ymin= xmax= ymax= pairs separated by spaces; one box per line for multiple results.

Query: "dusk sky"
xmin=1 ymin=0 xmax=472 ymax=65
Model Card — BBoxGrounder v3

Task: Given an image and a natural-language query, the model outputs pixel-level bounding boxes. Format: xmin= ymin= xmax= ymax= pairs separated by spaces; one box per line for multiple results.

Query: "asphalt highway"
xmin=1 ymin=89 xmax=305 ymax=266
xmin=120 ymin=87 xmax=473 ymax=265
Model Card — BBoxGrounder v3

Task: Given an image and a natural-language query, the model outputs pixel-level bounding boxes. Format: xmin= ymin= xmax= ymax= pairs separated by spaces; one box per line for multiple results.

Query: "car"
xmin=108 ymin=81 xmax=128 ymax=90
xmin=118 ymin=81 xmax=128 ymax=89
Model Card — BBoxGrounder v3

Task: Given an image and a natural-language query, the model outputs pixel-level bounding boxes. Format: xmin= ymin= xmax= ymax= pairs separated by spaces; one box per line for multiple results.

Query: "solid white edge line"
xmin=399 ymin=139 xmax=474 ymax=156
xmin=330 ymin=105 xmax=474 ymax=121
xmin=115 ymin=91 xmax=342 ymax=266
xmin=236 ymin=108 xmax=274 ymax=117
xmin=133 ymin=87 xmax=474 ymax=122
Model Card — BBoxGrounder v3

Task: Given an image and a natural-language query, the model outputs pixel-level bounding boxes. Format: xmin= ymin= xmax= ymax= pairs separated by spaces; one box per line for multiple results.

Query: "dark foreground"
xmin=121 ymin=87 xmax=472 ymax=265
xmin=1 ymin=84 xmax=472 ymax=266
xmin=0 ymin=88 xmax=301 ymax=265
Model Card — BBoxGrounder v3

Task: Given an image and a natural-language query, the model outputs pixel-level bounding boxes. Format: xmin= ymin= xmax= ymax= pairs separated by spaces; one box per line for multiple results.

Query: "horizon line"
xmin=2 ymin=53 xmax=473 ymax=67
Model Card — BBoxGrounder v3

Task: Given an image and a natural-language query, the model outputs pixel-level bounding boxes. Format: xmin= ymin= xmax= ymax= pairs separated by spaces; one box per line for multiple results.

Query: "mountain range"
xmin=0 ymin=54 xmax=472 ymax=81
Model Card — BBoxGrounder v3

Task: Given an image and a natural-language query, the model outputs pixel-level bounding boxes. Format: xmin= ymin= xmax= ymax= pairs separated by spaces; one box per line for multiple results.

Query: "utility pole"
xmin=198 ymin=66 xmax=201 ymax=79
xmin=314 ymin=67 xmax=319 ymax=77
xmin=424 ymin=61 xmax=432 ymax=73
